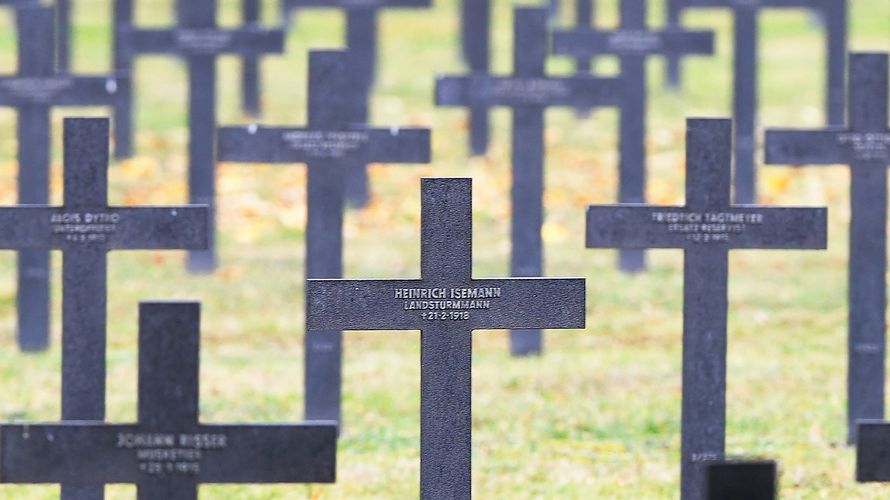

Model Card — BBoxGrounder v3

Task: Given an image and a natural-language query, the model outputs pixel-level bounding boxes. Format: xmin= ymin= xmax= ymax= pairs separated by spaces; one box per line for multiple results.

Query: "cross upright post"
xmin=0 ymin=118 xmax=208 ymax=500
xmin=586 ymin=118 xmax=827 ymax=499
xmin=664 ymin=0 xmax=848 ymax=202
xmin=282 ymin=0 xmax=431 ymax=208
xmin=460 ymin=0 xmax=492 ymax=155
xmin=217 ymin=50 xmax=431 ymax=424
xmin=241 ymin=0 xmax=263 ymax=117
xmin=0 ymin=302 xmax=337 ymax=499
xmin=439 ymin=6 xmax=620 ymax=356
xmin=0 ymin=5 xmax=127 ymax=352
xmin=307 ymin=177 xmax=586 ymax=499
xmin=765 ymin=52 xmax=890 ymax=444
xmin=116 ymin=0 xmax=286 ymax=272
xmin=552 ymin=0 xmax=715 ymax=273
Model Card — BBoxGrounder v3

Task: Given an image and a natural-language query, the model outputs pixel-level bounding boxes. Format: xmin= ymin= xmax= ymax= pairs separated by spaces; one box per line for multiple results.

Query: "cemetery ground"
xmin=0 ymin=0 xmax=887 ymax=498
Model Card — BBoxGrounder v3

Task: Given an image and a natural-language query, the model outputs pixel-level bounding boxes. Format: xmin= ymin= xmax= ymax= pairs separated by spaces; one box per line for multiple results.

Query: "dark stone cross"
xmin=117 ymin=0 xmax=285 ymax=272
xmin=765 ymin=52 xmax=889 ymax=444
xmin=586 ymin=118 xmax=827 ymax=500
xmin=0 ymin=301 xmax=337 ymax=499
xmin=857 ymin=421 xmax=890 ymax=482
xmin=283 ymin=0 xmax=431 ymax=208
xmin=459 ymin=0 xmax=492 ymax=156
xmin=552 ymin=0 xmax=715 ymax=273
xmin=663 ymin=0 xmax=848 ymax=203
xmin=570 ymin=0 xmax=596 ymax=117
xmin=217 ymin=50 xmax=431 ymax=424
xmin=0 ymin=118 xmax=208 ymax=500
xmin=438 ymin=6 xmax=619 ymax=357
xmin=306 ymin=177 xmax=586 ymax=499
xmin=704 ymin=460 xmax=777 ymax=500
xmin=0 ymin=6 xmax=126 ymax=352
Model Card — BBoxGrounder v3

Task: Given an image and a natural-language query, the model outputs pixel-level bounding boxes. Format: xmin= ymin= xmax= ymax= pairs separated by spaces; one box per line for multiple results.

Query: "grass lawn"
xmin=0 ymin=0 xmax=888 ymax=497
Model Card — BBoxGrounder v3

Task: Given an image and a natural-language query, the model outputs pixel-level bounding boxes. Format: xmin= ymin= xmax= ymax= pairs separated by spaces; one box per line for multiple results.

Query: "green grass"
xmin=0 ymin=0 xmax=887 ymax=497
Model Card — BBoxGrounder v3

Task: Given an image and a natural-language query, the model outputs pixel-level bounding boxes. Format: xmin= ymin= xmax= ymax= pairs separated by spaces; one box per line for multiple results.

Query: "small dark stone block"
xmin=705 ymin=460 xmax=777 ymax=500
xmin=856 ymin=420 xmax=890 ymax=481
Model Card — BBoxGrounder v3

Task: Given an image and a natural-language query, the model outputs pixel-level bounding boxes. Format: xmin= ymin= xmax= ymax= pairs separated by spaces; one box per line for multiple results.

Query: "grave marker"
xmin=460 ymin=0 xmax=491 ymax=155
xmin=704 ymin=460 xmax=777 ymax=500
xmin=282 ymin=0 xmax=431 ymax=207
xmin=117 ymin=0 xmax=285 ymax=272
xmin=663 ymin=0 xmax=848 ymax=202
xmin=0 ymin=117 xmax=208 ymax=499
xmin=306 ymin=177 xmax=586 ymax=498
xmin=586 ymin=118 xmax=826 ymax=500
xmin=0 ymin=6 xmax=126 ymax=351
xmin=0 ymin=302 xmax=337 ymax=499
xmin=857 ymin=421 xmax=890 ymax=481
xmin=438 ymin=6 xmax=620 ymax=356
xmin=553 ymin=0 xmax=715 ymax=272
xmin=217 ymin=50 xmax=431 ymax=424
xmin=765 ymin=52 xmax=889 ymax=444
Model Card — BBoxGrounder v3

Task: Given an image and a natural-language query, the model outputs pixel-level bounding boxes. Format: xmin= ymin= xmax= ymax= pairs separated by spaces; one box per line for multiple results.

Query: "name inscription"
xmin=606 ymin=31 xmax=664 ymax=53
xmin=51 ymin=212 xmax=119 ymax=243
xmin=0 ymin=78 xmax=75 ymax=103
xmin=396 ymin=287 xmax=502 ymax=321
xmin=837 ymin=133 xmax=890 ymax=161
xmin=651 ymin=211 xmax=764 ymax=243
xmin=484 ymin=79 xmax=571 ymax=105
xmin=117 ymin=432 xmax=228 ymax=476
xmin=175 ymin=29 xmax=235 ymax=53
xmin=282 ymin=131 xmax=370 ymax=159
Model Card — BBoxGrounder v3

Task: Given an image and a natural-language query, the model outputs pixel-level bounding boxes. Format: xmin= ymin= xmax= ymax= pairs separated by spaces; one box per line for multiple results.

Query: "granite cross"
xmin=553 ymin=0 xmax=715 ymax=273
xmin=217 ymin=50 xmax=431 ymax=424
xmin=438 ymin=6 xmax=618 ymax=356
xmin=857 ymin=421 xmax=890 ymax=482
xmin=0 ymin=301 xmax=337 ymax=499
xmin=112 ymin=0 xmax=135 ymax=158
xmin=704 ymin=460 xmax=777 ymax=500
xmin=0 ymin=118 xmax=208 ymax=499
xmin=662 ymin=0 xmax=848 ymax=203
xmin=765 ymin=52 xmax=889 ymax=444
xmin=306 ymin=177 xmax=586 ymax=499
xmin=117 ymin=0 xmax=285 ymax=272
xmin=460 ymin=0 xmax=491 ymax=155
xmin=586 ymin=118 xmax=827 ymax=500
xmin=0 ymin=6 xmax=126 ymax=352
xmin=282 ymin=0 xmax=430 ymax=208
xmin=570 ymin=0 xmax=596 ymax=117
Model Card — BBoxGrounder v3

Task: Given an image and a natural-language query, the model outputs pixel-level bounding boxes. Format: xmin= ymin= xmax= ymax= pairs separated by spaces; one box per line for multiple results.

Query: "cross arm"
xmin=307 ymin=277 xmax=586 ymax=331
xmin=0 ymin=206 xmax=207 ymax=249
xmin=586 ymin=205 xmax=827 ymax=249
xmin=0 ymin=423 xmax=337 ymax=484
xmin=552 ymin=29 xmax=713 ymax=57
xmin=436 ymin=75 xmax=623 ymax=108
xmin=765 ymin=129 xmax=890 ymax=165
xmin=218 ymin=126 xmax=430 ymax=164
xmin=0 ymin=76 xmax=125 ymax=106
xmin=468 ymin=278 xmax=586 ymax=330
xmin=120 ymin=28 xmax=284 ymax=56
